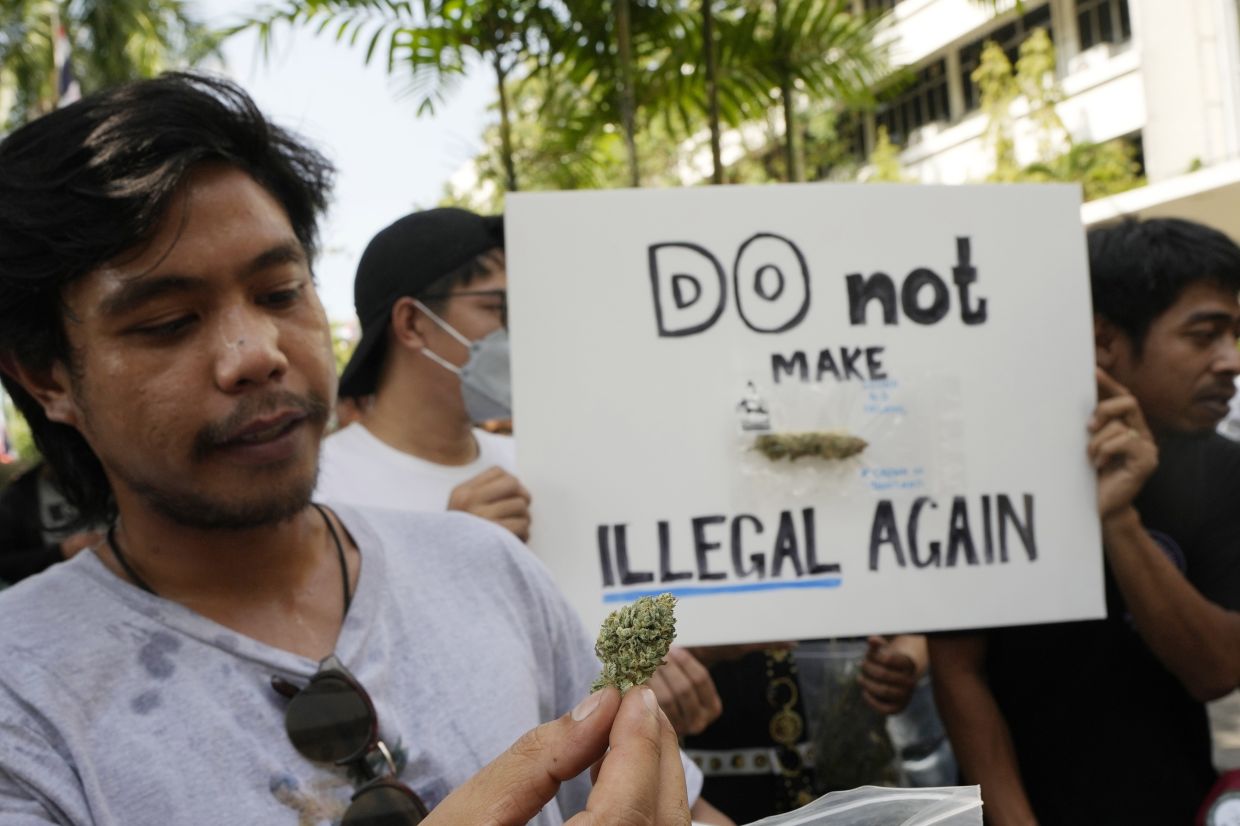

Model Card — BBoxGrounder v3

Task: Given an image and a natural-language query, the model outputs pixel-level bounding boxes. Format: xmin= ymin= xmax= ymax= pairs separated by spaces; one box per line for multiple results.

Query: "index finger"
xmin=1096 ymin=367 xmax=1133 ymax=401
xmin=461 ymin=466 xmax=508 ymax=488
xmin=860 ymin=653 xmax=915 ymax=683
xmin=428 ymin=688 xmax=621 ymax=826
xmin=470 ymin=470 xmax=526 ymax=502
xmin=864 ymin=639 xmax=915 ymax=670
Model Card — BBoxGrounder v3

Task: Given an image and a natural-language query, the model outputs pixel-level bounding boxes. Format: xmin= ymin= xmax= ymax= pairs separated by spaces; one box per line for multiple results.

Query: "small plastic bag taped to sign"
xmin=730 ymin=371 xmax=967 ymax=505
xmin=740 ymin=785 xmax=981 ymax=826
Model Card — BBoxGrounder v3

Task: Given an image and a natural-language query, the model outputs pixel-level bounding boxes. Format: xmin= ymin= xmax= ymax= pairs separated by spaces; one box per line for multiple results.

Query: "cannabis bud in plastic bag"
xmin=754 ymin=432 xmax=868 ymax=461
xmin=592 ymin=593 xmax=677 ymax=692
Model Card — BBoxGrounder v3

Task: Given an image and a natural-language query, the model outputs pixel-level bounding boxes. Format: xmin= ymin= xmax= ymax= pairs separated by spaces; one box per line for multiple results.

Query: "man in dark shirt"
xmin=931 ymin=217 xmax=1240 ymax=826
xmin=0 ymin=462 xmax=101 ymax=584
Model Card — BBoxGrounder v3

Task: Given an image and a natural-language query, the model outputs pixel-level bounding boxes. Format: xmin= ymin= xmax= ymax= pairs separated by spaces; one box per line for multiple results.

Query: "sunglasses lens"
xmin=341 ymin=781 xmax=430 ymax=826
xmin=285 ymin=674 xmax=372 ymax=762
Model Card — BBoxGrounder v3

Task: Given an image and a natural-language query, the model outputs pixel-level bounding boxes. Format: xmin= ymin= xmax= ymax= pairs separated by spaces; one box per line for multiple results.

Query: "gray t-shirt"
xmin=0 ymin=505 xmax=602 ymax=825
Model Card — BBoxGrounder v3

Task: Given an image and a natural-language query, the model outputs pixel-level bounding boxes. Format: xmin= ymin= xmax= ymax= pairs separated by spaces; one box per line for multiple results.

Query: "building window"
xmin=959 ymin=2 xmax=1053 ymax=113
xmin=863 ymin=0 xmax=899 ymax=14
xmin=1076 ymin=0 xmax=1132 ymax=50
xmin=875 ymin=59 xmax=949 ymax=145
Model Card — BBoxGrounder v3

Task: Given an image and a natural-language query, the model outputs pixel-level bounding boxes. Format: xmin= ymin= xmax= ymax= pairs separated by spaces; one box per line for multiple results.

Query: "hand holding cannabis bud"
xmin=593 ymin=593 xmax=679 ymax=693
xmin=424 ymin=686 xmax=691 ymax=825
xmin=425 ymin=595 xmax=724 ymax=826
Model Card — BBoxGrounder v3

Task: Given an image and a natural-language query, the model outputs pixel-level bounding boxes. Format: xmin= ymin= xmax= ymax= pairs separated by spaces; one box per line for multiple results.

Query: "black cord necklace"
xmin=107 ymin=503 xmax=352 ymax=616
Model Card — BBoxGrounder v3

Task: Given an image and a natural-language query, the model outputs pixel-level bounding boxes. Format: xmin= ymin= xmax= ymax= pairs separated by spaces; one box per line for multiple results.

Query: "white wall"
xmin=897 ymin=42 xmax=1144 ymax=184
xmin=870 ymin=0 xmax=1153 ymax=183
xmin=881 ymin=0 xmax=1016 ymax=66
xmin=1133 ymin=0 xmax=1238 ymax=180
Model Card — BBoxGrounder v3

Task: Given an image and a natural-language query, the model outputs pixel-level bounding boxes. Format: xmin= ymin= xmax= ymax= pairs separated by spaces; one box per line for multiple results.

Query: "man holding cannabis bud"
xmin=0 ymin=73 xmax=728 ymax=825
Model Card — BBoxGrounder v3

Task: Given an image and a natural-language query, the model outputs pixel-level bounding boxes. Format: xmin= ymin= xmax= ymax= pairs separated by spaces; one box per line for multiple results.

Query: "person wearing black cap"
xmin=316 ymin=208 xmax=531 ymax=540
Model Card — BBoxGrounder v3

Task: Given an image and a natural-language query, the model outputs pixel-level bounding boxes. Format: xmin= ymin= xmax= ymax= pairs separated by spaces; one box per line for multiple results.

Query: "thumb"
xmin=424 ymin=688 xmax=621 ymax=825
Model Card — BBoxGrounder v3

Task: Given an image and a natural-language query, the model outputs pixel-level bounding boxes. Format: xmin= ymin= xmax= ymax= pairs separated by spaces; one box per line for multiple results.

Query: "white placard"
xmin=506 ymin=183 xmax=1104 ymax=646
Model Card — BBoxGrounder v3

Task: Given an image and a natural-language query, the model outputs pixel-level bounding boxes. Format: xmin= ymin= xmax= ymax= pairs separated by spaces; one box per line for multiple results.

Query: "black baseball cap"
xmin=337 ymin=207 xmax=504 ymax=398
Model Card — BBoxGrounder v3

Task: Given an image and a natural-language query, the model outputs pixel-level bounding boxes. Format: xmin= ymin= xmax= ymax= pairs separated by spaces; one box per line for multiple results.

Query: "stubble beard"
xmin=120 ymin=460 xmax=320 ymax=530
xmin=77 ymin=379 xmax=331 ymax=531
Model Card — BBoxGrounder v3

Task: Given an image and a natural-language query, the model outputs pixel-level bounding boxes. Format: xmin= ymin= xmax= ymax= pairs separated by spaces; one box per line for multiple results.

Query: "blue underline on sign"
xmin=602 ymin=578 xmax=843 ymax=603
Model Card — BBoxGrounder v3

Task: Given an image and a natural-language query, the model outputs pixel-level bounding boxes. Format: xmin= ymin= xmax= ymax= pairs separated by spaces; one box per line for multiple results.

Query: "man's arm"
xmin=1101 ymin=512 xmax=1240 ymax=700
xmin=1092 ymin=370 xmax=1240 ymax=701
xmin=928 ymin=633 xmax=1039 ymax=826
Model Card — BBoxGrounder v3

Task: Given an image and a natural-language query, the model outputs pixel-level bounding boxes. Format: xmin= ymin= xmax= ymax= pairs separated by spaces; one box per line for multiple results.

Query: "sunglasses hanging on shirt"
xmin=273 ymin=655 xmax=429 ymax=825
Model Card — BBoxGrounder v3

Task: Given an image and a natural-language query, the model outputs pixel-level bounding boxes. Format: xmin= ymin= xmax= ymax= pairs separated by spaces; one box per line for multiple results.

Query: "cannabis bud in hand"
xmin=592 ymin=593 xmax=678 ymax=693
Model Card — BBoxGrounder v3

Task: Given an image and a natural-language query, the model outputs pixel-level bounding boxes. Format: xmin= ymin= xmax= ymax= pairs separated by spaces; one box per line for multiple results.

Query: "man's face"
xmin=49 ymin=164 xmax=335 ymax=529
xmin=1103 ymin=280 xmax=1240 ymax=434
xmin=419 ymin=250 xmax=507 ymax=369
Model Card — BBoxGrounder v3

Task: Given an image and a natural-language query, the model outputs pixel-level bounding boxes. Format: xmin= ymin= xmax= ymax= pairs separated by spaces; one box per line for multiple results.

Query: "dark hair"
xmin=417 ymin=247 xmax=506 ymax=309
xmin=1088 ymin=217 xmax=1240 ymax=354
xmin=0 ymin=72 xmax=335 ymax=524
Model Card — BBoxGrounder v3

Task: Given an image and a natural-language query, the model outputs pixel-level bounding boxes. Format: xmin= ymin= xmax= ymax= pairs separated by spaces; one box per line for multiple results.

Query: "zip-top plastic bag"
xmin=741 ymin=785 xmax=982 ymax=826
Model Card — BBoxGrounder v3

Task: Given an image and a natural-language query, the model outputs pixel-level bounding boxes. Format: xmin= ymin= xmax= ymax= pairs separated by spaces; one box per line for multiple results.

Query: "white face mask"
xmin=414 ymin=300 xmax=512 ymax=422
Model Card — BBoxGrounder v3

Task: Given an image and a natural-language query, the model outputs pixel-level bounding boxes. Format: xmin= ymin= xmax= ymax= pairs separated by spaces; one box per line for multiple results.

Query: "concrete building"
xmin=859 ymin=0 xmax=1240 ymax=237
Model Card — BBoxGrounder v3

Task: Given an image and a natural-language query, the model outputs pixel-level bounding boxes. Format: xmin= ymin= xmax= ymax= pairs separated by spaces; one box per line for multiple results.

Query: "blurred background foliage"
xmin=0 ymin=0 xmax=1146 ymax=469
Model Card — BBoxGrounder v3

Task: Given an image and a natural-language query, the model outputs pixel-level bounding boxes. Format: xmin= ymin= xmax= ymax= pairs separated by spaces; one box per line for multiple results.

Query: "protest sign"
xmin=506 ymin=183 xmax=1103 ymax=645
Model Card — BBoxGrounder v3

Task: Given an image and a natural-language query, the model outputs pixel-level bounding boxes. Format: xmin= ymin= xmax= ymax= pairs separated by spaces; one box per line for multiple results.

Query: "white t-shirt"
xmin=0 ymin=506 xmax=602 ymax=825
xmin=316 ymin=423 xmax=517 ymax=511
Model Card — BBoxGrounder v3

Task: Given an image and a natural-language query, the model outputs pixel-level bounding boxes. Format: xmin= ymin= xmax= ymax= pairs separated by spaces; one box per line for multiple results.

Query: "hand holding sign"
xmin=1089 ymin=368 xmax=1158 ymax=521
xmin=857 ymin=635 xmax=926 ymax=715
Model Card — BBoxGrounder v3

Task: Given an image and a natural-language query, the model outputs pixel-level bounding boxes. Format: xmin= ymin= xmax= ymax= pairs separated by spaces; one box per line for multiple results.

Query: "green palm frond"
xmin=230 ymin=1 xmax=419 ymax=70
xmin=752 ymin=0 xmax=889 ymax=104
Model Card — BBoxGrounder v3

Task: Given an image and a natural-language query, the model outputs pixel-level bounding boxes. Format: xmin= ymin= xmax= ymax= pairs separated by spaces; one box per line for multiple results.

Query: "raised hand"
xmin=1089 ymin=368 xmax=1158 ymax=520
xmin=647 ymin=646 xmax=723 ymax=736
xmin=447 ymin=466 xmax=532 ymax=541
xmin=858 ymin=635 xmax=924 ymax=715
